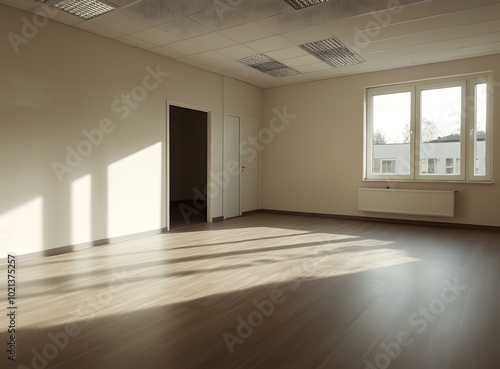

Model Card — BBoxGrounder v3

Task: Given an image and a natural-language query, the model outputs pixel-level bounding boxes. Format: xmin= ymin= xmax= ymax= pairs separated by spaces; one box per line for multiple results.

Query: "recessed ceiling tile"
xmin=189 ymin=5 xmax=248 ymax=31
xmin=256 ymin=13 xmax=308 ymax=35
xmin=245 ymin=35 xmax=295 ymax=53
xmin=131 ymin=27 xmax=181 ymax=46
xmin=190 ymin=32 xmax=236 ymax=50
xmin=117 ymin=35 xmax=156 ymax=50
xmin=165 ymin=39 xmax=209 ymax=55
xmin=190 ymin=51 xmax=228 ymax=64
xmin=158 ymin=0 xmax=214 ymax=16
xmin=76 ymin=21 xmax=124 ymax=39
xmin=282 ymin=25 xmax=333 ymax=45
xmin=160 ymin=17 xmax=212 ymax=38
xmin=219 ymin=22 xmax=273 ymax=43
xmin=282 ymin=54 xmax=324 ymax=67
xmin=90 ymin=11 xmax=150 ymax=34
xmin=216 ymin=44 xmax=257 ymax=59
xmin=120 ymin=0 xmax=183 ymax=26
xmin=306 ymin=68 xmax=343 ymax=80
xmin=266 ymin=46 xmax=309 ymax=60
xmin=210 ymin=59 xmax=245 ymax=71
xmin=294 ymin=62 xmax=332 ymax=73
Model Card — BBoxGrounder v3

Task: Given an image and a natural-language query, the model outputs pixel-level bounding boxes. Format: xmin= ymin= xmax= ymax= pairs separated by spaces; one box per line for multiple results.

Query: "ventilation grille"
xmin=283 ymin=0 xmax=330 ymax=10
xmin=53 ymin=0 xmax=115 ymax=20
xmin=300 ymin=38 xmax=365 ymax=67
xmin=237 ymin=54 xmax=300 ymax=78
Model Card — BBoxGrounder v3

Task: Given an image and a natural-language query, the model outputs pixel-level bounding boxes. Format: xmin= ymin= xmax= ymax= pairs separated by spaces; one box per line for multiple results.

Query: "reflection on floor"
xmin=169 ymin=199 xmax=207 ymax=229
xmin=4 ymin=213 xmax=500 ymax=369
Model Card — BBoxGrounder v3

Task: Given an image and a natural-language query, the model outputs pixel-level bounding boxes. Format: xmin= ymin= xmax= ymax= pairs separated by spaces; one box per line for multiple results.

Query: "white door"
xmin=240 ymin=117 xmax=258 ymax=213
xmin=223 ymin=116 xmax=240 ymax=219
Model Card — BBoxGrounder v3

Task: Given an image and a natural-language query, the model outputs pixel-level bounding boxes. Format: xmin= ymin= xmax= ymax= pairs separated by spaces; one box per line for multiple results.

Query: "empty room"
xmin=1 ymin=0 xmax=500 ymax=368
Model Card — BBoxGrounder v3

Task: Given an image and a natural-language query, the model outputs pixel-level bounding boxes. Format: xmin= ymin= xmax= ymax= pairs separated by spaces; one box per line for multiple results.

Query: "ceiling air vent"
xmin=237 ymin=54 xmax=300 ymax=78
xmin=282 ymin=0 xmax=330 ymax=10
xmin=52 ymin=0 xmax=115 ymax=20
xmin=300 ymin=38 xmax=365 ymax=67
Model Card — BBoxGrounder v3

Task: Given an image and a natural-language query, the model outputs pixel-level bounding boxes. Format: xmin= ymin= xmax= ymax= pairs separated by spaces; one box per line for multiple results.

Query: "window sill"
xmin=363 ymin=178 xmax=493 ymax=185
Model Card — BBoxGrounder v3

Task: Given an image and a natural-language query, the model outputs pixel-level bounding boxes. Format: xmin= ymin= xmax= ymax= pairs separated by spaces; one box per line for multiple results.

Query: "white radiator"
xmin=358 ymin=188 xmax=456 ymax=218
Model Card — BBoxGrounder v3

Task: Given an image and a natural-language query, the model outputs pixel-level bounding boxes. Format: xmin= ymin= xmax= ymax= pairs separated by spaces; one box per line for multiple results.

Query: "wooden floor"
xmin=2 ymin=213 xmax=500 ymax=369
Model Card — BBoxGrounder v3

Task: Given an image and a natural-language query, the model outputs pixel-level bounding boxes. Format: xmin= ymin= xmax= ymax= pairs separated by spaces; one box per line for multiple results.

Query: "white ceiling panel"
xmin=190 ymin=51 xmax=229 ymax=64
xmin=165 ymin=39 xmax=209 ymax=55
xmin=215 ymin=44 xmax=257 ymax=59
xmin=190 ymin=32 xmax=236 ymax=50
xmin=158 ymin=0 xmax=215 ymax=16
xmin=219 ymin=22 xmax=273 ymax=43
xmin=90 ymin=10 xmax=150 ymax=34
xmin=130 ymin=27 xmax=180 ymax=46
xmin=282 ymin=54 xmax=324 ymax=67
xmin=2 ymin=0 xmax=500 ymax=88
xmin=282 ymin=24 xmax=333 ymax=45
xmin=120 ymin=0 xmax=183 ymax=26
xmin=210 ymin=59 xmax=246 ymax=71
xmin=160 ymin=18 xmax=212 ymax=38
xmin=245 ymin=36 xmax=295 ymax=53
xmin=266 ymin=46 xmax=310 ymax=61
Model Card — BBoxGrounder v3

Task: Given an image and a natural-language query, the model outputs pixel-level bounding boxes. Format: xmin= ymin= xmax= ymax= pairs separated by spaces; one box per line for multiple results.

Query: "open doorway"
xmin=168 ymin=105 xmax=208 ymax=229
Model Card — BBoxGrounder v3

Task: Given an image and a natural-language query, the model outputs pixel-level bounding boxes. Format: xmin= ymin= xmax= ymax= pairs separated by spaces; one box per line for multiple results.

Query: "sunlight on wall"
xmin=71 ymin=174 xmax=92 ymax=245
xmin=107 ymin=143 xmax=162 ymax=239
xmin=0 ymin=197 xmax=43 ymax=256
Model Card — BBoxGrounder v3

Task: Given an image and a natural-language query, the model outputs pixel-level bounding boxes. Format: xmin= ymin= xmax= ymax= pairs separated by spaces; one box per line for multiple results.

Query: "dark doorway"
xmin=169 ymin=105 xmax=208 ymax=229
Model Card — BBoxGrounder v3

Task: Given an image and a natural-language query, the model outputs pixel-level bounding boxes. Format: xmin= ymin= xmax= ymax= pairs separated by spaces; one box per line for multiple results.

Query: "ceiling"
xmin=2 ymin=0 xmax=500 ymax=88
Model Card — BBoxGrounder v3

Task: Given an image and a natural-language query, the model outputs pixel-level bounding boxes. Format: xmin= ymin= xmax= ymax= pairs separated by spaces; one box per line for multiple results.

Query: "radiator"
xmin=358 ymin=188 xmax=456 ymax=217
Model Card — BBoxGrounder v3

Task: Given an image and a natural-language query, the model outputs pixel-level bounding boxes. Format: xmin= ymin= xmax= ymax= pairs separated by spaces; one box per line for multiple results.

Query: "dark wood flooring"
xmin=2 ymin=213 xmax=500 ymax=369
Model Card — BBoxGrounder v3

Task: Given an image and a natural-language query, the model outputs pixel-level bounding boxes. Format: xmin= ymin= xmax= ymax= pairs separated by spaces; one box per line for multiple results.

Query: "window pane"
xmin=372 ymin=92 xmax=411 ymax=176
xmin=419 ymin=86 xmax=462 ymax=175
xmin=475 ymin=83 xmax=487 ymax=176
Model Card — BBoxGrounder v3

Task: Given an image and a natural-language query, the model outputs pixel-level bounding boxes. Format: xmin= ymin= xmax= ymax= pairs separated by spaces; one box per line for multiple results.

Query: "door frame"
xmin=166 ymin=100 xmax=211 ymax=231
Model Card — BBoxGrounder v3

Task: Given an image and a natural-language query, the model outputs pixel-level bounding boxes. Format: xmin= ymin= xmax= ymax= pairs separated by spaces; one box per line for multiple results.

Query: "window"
xmin=420 ymin=158 xmax=437 ymax=174
xmin=381 ymin=159 xmax=397 ymax=174
xmin=365 ymin=74 xmax=492 ymax=182
xmin=446 ymin=158 xmax=454 ymax=174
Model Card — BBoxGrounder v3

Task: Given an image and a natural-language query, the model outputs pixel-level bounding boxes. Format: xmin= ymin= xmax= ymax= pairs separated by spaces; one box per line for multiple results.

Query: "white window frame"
xmin=467 ymin=77 xmax=493 ymax=182
xmin=364 ymin=73 xmax=492 ymax=182
xmin=365 ymin=84 xmax=415 ymax=181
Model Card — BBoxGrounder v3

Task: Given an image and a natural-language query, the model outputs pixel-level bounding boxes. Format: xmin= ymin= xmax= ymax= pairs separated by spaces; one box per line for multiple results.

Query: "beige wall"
xmin=1 ymin=4 xmax=499 ymax=259
xmin=0 ymin=5 xmax=262 ymax=256
xmin=262 ymin=54 xmax=500 ymax=227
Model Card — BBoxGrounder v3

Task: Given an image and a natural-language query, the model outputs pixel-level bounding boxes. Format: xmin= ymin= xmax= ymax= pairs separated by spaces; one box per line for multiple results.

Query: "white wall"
xmin=0 ymin=5 xmax=262 ymax=256
xmin=261 ymin=54 xmax=500 ymax=227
